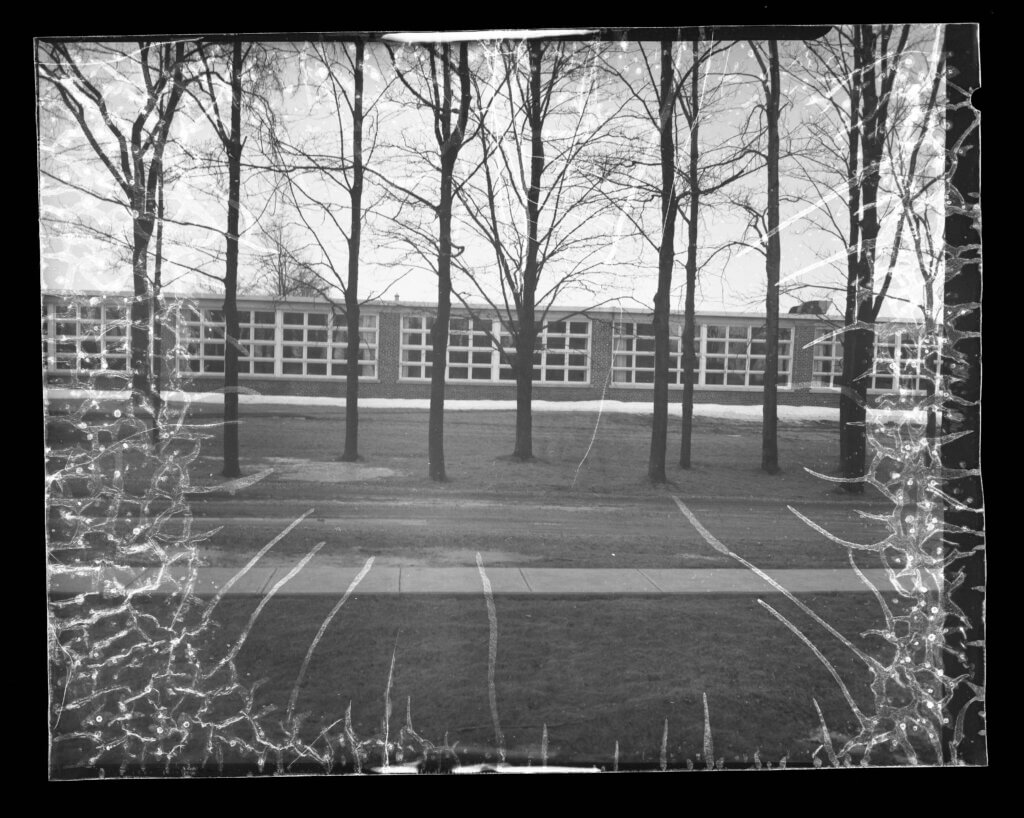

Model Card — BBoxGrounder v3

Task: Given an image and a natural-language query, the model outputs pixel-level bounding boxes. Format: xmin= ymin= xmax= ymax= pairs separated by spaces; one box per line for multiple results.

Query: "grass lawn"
xmin=49 ymin=405 xmax=921 ymax=774
xmin=201 ymin=407 xmax=857 ymax=500
xmin=52 ymin=590 xmax=923 ymax=774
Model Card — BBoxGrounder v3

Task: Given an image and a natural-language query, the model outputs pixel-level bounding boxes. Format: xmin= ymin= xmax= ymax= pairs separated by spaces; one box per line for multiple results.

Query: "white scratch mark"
xmin=205 ymin=540 xmax=325 ymax=678
xmin=287 ymin=556 xmax=375 ymax=724
xmin=199 ymin=508 xmax=314 ymax=627
xmin=476 ymin=552 xmax=505 ymax=763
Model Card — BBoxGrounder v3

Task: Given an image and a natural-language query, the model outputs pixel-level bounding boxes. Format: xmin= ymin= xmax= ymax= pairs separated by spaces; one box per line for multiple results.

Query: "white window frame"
xmin=399 ymin=313 xmax=592 ymax=385
xmin=47 ymin=299 xmax=130 ymax=373
xmin=399 ymin=313 xmax=436 ymax=381
xmin=811 ymin=327 xmax=928 ymax=395
xmin=447 ymin=316 xmax=498 ymax=382
xmin=280 ymin=309 xmax=330 ymax=377
xmin=177 ymin=305 xmax=228 ymax=375
xmin=871 ymin=328 xmax=928 ymax=394
xmin=329 ymin=312 xmax=379 ymax=380
xmin=699 ymin=322 xmax=792 ymax=389
xmin=610 ymin=320 xmax=687 ymax=386
xmin=498 ymin=318 xmax=592 ymax=385
xmin=239 ymin=308 xmax=278 ymax=376
xmin=812 ymin=336 xmax=844 ymax=389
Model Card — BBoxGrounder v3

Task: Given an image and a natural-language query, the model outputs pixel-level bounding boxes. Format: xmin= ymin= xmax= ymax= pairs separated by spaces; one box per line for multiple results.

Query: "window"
xmin=812 ymin=336 xmax=844 ymax=388
xmin=280 ymin=311 xmax=328 ymax=375
xmin=179 ymin=306 xmax=227 ymax=374
xmin=872 ymin=329 xmax=929 ymax=393
xmin=813 ymin=327 xmax=929 ymax=393
xmin=48 ymin=300 xmax=129 ymax=372
xmin=239 ymin=310 xmax=277 ymax=375
xmin=701 ymin=323 xmax=791 ymax=387
xmin=498 ymin=319 xmax=591 ymax=383
xmin=447 ymin=317 xmax=496 ymax=381
xmin=330 ymin=313 xmax=379 ymax=378
xmin=402 ymin=314 xmax=591 ymax=384
xmin=611 ymin=321 xmax=688 ymax=385
xmin=401 ymin=314 xmax=435 ymax=379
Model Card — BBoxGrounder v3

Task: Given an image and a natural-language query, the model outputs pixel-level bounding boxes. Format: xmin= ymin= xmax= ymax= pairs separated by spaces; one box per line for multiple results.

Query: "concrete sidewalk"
xmin=48 ymin=565 xmax=940 ymax=597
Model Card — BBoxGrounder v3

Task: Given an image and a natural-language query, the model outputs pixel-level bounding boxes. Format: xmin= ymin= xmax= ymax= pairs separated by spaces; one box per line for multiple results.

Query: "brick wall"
xmin=42 ymin=293 xmax=902 ymax=410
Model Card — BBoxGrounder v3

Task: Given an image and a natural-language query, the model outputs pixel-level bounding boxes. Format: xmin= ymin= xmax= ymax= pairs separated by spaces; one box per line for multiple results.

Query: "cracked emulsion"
xmin=45 ymin=31 xmax=982 ymax=774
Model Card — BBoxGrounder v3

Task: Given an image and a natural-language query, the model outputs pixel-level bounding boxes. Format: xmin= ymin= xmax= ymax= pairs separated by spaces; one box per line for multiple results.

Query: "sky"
xmin=37 ymin=27 xmax=948 ymax=320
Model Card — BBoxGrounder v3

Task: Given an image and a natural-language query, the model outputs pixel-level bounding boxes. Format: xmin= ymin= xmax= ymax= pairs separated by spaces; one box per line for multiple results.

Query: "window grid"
xmin=611 ymin=321 xmax=688 ymax=385
xmin=399 ymin=315 xmax=592 ymax=384
xmin=701 ymin=323 xmax=792 ymax=388
xmin=448 ymin=317 xmax=497 ymax=381
xmin=177 ymin=307 xmax=378 ymax=379
xmin=49 ymin=301 xmax=129 ymax=372
xmin=400 ymin=314 xmax=435 ymax=380
xmin=611 ymin=321 xmax=790 ymax=388
xmin=498 ymin=320 xmax=591 ymax=384
xmin=178 ymin=307 xmax=227 ymax=374
xmin=330 ymin=314 xmax=379 ymax=378
xmin=871 ymin=330 xmax=930 ymax=393
xmin=240 ymin=310 xmax=277 ymax=375
xmin=812 ymin=337 xmax=844 ymax=388
xmin=811 ymin=330 xmax=928 ymax=393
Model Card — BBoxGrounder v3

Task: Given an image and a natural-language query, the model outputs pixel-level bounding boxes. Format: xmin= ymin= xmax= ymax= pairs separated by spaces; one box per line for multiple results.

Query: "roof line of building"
xmin=41 ymin=288 xmax=882 ymax=323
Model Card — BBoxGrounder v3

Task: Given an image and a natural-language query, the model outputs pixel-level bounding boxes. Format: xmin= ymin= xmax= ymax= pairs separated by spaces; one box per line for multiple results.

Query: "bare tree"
xmin=39 ymin=40 xmax=190 ymax=422
xmin=600 ymin=37 xmax=759 ymax=476
xmin=250 ymin=216 xmax=322 ymax=297
xmin=789 ymin=26 xmax=921 ymax=490
xmin=260 ymin=40 xmax=399 ymax=462
xmin=751 ymin=39 xmax=783 ymax=474
xmin=452 ymin=39 xmax=624 ymax=462
xmin=186 ymin=39 xmax=249 ymax=477
xmin=384 ymin=41 xmax=473 ymax=481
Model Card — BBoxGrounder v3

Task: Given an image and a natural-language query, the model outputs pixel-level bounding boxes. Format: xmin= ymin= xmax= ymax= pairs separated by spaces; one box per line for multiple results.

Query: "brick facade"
xmin=43 ymin=291 xmax=912 ymax=409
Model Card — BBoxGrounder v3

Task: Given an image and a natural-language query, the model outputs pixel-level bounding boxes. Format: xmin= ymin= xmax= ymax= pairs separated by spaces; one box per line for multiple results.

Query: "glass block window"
xmin=400 ymin=314 xmax=435 ymax=379
xmin=701 ymin=323 xmax=792 ymax=387
xmin=281 ymin=311 xmax=329 ymax=376
xmin=48 ymin=300 xmax=129 ymax=372
xmin=330 ymin=313 xmax=379 ymax=378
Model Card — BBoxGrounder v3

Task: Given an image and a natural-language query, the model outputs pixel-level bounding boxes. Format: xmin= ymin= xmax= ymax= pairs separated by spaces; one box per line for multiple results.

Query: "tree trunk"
xmin=427 ymin=41 xmax=470 ymax=481
xmin=679 ymin=38 xmax=700 ymax=470
xmin=512 ymin=39 xmax=546 ymax=463
xmin=762 ymin=40 xmax=781 ymax=474
xmin=150 ymin=166 xmax=165 ymax=449
xmin=130 ymin=214 xmax=154 ymax=421
xmin=841 ymin=24 xmax=891 ymax=492
xmin=430 ymin=169 xmax=453 ymax=481
xmin=649 ymin=37 xmax=676 ymax=483
xmin=512 ymin=322 xmax=535 ymax=461
xmin=838 ymin=35 xmax=861 ymax=473
xmin=222 ymin=40 xmax=243 ymax=479
xmin=341 ymin=40 xmax=365 ymax=463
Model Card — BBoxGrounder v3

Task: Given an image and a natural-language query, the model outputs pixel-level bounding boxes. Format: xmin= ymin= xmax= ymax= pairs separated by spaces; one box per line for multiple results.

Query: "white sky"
xmin=37 ymin=28 xmax=947 ymax=320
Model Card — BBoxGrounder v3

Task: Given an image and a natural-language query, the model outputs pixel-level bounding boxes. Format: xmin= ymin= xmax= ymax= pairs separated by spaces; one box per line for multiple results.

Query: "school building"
xmin=41 ymin=291 xmax=929 ymax=406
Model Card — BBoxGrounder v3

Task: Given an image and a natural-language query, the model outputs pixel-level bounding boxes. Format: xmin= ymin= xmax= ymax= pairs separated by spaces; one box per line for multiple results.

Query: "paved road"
xmin=167 ymin=492 xmax=894 ymax=569
xmin=48 ymin=494 xmax=894 ymax=570
xmin=50 ymin=564 xmax=938 ymax=597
